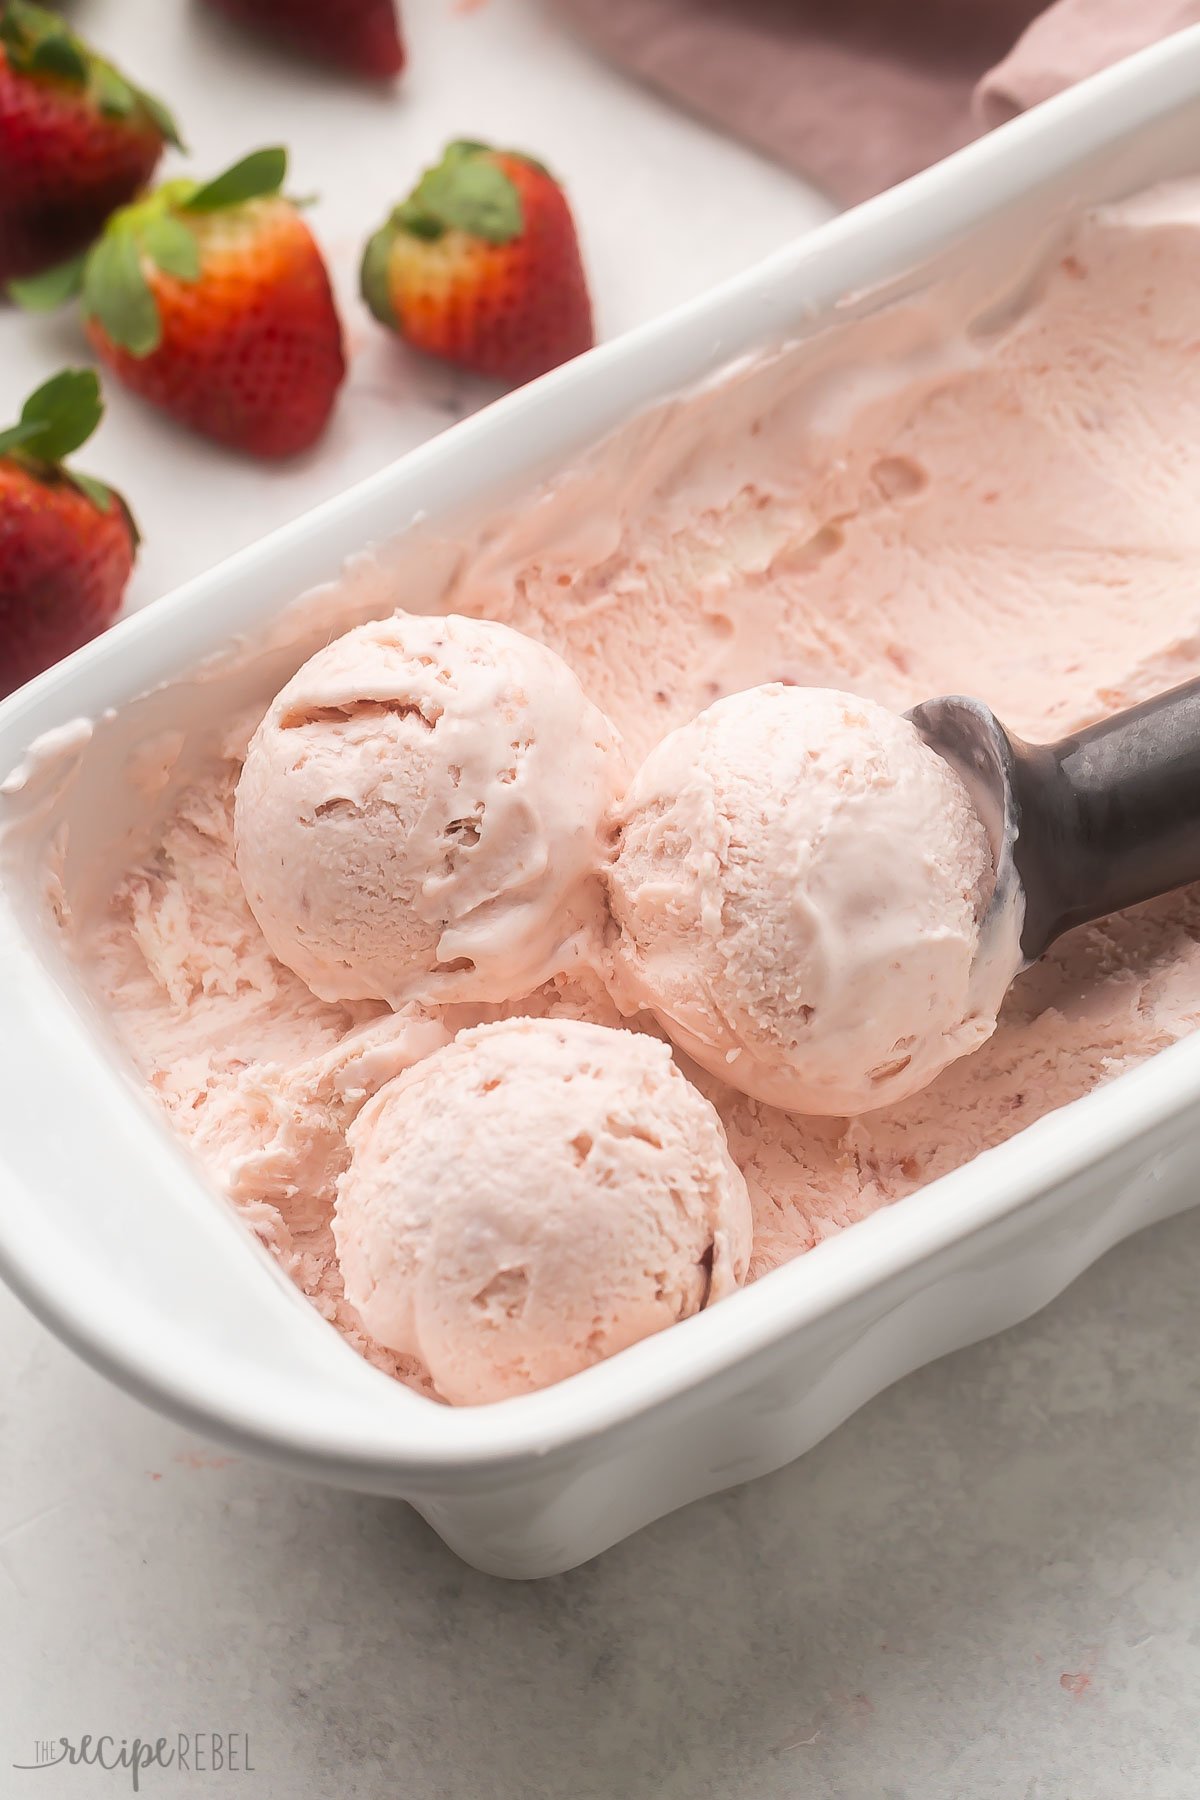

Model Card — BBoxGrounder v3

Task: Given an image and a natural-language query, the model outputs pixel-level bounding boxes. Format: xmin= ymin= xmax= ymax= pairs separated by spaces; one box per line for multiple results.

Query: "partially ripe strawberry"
xmin=202 ymin=0 xmax=405 ymax=80
xmin=361 ymin=140 xmax=594 ymax=385
xmin=13 ymin=148 xmax=346 ymax=460
xmin=0 ymin=0 xmax=181 ymax=282
xmin=0 ymin=368 xmax=137 ymax=698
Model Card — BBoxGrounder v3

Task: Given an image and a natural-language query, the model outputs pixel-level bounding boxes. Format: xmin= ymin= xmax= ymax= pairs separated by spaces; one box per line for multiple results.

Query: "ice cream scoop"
xmin=333 ymin=1017 xmax=752 ymax=1404
xmin=910 ymin=674 xmax=1200 ymax=979
xmin=234 ymin=612 xmax=627 ymax=1008
xmin=607 ymin=685 xmax=1007 ymax=1117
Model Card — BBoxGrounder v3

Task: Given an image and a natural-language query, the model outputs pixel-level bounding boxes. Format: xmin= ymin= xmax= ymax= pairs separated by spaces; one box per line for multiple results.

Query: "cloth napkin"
xmin=552 ymin=0 xmax=1200 ymax=202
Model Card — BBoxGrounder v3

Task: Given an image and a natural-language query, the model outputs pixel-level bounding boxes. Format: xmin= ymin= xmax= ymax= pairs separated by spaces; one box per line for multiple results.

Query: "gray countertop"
xmin=4 ymin=1213 xmax=1199 ymax=1799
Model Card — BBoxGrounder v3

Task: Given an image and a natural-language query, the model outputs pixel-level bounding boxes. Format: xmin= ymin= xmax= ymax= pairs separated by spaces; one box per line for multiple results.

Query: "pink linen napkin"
xmin=551 ymin=0 xmax=1200 ymax=202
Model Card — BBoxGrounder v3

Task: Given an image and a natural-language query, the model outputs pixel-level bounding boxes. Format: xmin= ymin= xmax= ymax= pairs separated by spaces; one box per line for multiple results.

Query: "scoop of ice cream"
xmin=333 ymin=1016 xmax=752 ymax=1404
xmin=607 ymin=684 xmax=1001 ymax=1115
xmin=234 ymin=613 xmax=627 ymax=1007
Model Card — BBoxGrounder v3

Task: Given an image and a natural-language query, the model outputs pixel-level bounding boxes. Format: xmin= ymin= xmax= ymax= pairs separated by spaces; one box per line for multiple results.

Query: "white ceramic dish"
xmin=3 ymin=35 xmax=1200 ymax=1579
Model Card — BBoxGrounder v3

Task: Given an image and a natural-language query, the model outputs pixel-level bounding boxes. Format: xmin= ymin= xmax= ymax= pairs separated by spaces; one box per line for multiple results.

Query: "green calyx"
xmin=391 ymin=139 xmax=525 ymax=247
xmin=360 ymin=140 xmax=555 ymax=323
xmin=359 ymin=223 xmax=397 ymax=328
xmin=0 ymin=367 xmax=131 ymax=523
xmin=0 ymin=2 xmax=183 ymax=147
xmin=0 ymin=1 xmax=85 ymax=80
xmin=8 ymin=147 xmax=290 ymax=357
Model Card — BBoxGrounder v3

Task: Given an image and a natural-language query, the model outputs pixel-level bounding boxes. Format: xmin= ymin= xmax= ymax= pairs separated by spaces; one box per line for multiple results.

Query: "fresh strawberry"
xmin=0 ymin=368 xmax=137 ymax=698
xmin=202 ymin=0 xmax=404 ymax=80
xmin=361 ymin=140 xmax=594 ymax=384
xmin=0 ymin=0 xmax=180 ymax=283
xmin=12 ymin=148 xmax=346 ymax=459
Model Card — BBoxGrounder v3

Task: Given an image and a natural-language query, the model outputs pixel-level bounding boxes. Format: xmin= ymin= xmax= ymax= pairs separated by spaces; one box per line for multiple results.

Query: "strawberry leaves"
xmin=8 ymin=250 xmax=88 ymax=310
xmin=90 ymin=61 xmax=184 ymax=150
xmin=10 ymin=147 xmax=291 ymax=356
xmin=140 ymin=214 xmax=201 ymax=280
xmin=0 ymin=369 xmax=134 ymax=523
xmin=82 ymin=148 xmax=288 ymax=353
xmin=84 ymin=226 xmax=161 ymax=356
xmin=67 ymin=468 xmax=120 ymax=515
xmin=0 ymin=367 xmax=126 ymax=515
xmin=362 ymin=141 xmax=530 ymax=327
xmin=25 ymin=31 xmax=86 ymax=84
xmin=395 ymin=142 xmax=523 ymax=246
xmin=0 ymin=2 xmax=85 ymax=78
xmin=183 ymin=146 xmax=287 ymax=214
xmin=134 ymin=88 xmax=183 ymax=149
xmin=0 ymin=1 xmax=183 ymax=146
xmin=0 ymin=368 xmax=103 ymax=461
xmin=359 ymin=226 xmax=396 ymax=327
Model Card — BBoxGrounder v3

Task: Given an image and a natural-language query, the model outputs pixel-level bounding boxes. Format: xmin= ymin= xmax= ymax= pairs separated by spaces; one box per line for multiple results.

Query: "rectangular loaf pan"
xmin=2 ymin=32 xmax=1200 ymax=1577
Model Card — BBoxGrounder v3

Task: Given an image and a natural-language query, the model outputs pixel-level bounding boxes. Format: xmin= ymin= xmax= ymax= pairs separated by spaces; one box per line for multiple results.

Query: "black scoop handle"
xmin=1013 ymin=675 xmax=1200 ymax=958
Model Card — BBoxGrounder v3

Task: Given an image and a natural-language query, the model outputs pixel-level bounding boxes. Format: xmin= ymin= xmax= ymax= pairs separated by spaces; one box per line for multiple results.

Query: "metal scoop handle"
xmin=912 ymin=675 xmax=1200 ymax=967
xmin=1008 ymin=675 xmax=1200 ymax=958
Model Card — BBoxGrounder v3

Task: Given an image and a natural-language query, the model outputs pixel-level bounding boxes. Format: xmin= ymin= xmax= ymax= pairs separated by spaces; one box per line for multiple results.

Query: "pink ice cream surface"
xmin=234 ymin=612 xmax=627 ymax=1009
xmin=608 ymin=685 xmax=1000 ymax=1115
xmin=65 ymin=181 xmax=1200 ymax=1398
xmin=334 ymin=1017 xmax=752 ymax=1405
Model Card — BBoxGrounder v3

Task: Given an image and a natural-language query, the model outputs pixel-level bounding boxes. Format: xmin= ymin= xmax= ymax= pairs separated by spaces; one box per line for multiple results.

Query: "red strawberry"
xmin=361 ymin=140 xmax=594 ymax=385
xmin=13 ymin=148 xmax=346 ymax=459
xmin=0 ymin=368 xmax=137 ymax=698
xmin=202 ymin=0 xmax=404 ymax=81
xmin=0 ymin=0 xmax=180 ymax=283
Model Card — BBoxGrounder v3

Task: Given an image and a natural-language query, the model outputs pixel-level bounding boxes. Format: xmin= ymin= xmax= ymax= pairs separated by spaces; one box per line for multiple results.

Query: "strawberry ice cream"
xmin=235 ymin=612 xmax=626 ymax=1008
xmin=334 ymin=1016 xmax=752 ymax=1405
xmin=608 ymin=685 xmax=1002 ymax=1115
xmin=33 ymin=176 xmax=1200 ymax=1402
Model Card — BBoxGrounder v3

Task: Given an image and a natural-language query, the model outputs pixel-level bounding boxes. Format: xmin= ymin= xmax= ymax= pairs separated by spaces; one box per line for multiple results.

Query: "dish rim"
xmin=2 ymin=29 xmax=1200 ymax=1481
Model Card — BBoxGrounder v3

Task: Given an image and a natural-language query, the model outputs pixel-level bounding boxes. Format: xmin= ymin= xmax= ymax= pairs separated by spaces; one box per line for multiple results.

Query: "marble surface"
xmin=0 ymin=0 xmax=821 ymax=607
xmin=3 ymin=3 xmax=1200 ymax=1797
